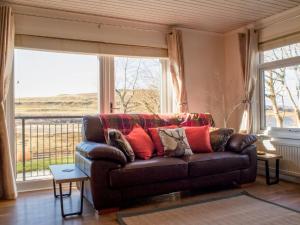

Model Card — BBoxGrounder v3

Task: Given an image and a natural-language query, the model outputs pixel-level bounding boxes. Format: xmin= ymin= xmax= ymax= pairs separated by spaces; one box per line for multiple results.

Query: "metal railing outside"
xmin=15 ymin=116 xmax=82 ymax=181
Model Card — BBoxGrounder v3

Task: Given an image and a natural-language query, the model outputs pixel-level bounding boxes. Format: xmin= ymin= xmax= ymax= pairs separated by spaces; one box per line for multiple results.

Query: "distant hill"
xmin=15 ymin=90 xmax=160 ymax=116
xmin=15 ymin=93 xmax=98 ymax=116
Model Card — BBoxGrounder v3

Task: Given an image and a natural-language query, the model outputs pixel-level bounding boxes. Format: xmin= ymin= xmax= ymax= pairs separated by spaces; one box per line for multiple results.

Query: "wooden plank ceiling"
xmin=5 ymin=0 xmax=300 ymax=33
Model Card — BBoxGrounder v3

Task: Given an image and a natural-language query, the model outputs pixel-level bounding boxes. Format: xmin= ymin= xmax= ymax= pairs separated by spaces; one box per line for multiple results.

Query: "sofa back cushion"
xmin=82 ymin=113 xmax=215 ymax=143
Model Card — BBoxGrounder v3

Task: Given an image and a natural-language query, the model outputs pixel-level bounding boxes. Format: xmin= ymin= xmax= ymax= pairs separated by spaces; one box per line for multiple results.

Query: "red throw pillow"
xmin=148 ymin=125 xmax=177 ymax=156
xmin=184 ymin=126 xmax=213 ymax=153
xmin=126 ymin=124 xmax=154 ymax=160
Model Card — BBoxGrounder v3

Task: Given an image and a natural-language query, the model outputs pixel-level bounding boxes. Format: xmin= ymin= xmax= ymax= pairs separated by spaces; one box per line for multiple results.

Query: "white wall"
xmin=180 ymin=28 xmax=225 ymax=126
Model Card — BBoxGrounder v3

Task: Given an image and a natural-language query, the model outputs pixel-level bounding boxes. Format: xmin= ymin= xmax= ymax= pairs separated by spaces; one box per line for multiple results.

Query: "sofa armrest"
xmin=75 ymin=152 xmax=123 ymax=209
xmin=238 ymin=144 xmax=257 ymax=183
xmin=76 ymin=141 xmax=127 ymax=165
xmin=226 ymin=133 xmax=257 ymax=153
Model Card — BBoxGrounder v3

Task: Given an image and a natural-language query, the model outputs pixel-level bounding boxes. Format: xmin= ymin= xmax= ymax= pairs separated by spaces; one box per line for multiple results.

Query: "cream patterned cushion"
xmin=158 ymin=128 xmax=193 ymax=157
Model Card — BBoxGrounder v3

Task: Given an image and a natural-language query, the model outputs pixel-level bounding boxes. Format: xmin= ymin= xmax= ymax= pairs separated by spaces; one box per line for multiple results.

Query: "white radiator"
xmin=257 ymin=131 xmax=300 ymax=182
xmin=269 ymin=142 xmax=300 ymax=178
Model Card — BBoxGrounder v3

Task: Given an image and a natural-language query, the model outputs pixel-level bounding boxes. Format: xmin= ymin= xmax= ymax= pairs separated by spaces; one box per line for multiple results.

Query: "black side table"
xmin=49 ymin=164 xmax=89 ymax=217
xmin=257 ymin=153 xmax=282 ymax=185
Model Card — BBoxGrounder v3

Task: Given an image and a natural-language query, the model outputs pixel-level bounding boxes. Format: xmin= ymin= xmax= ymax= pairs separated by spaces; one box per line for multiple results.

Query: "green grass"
xmin=16 ymin=156 xmax=74 ymax=174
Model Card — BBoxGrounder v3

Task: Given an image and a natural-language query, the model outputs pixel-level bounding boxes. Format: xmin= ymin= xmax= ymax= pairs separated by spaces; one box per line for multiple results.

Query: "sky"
xmin=14 ymin=49 xmax=99 ymax=98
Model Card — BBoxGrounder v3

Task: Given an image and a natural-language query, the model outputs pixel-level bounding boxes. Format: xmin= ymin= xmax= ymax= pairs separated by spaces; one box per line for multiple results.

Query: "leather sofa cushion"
xmin=109 ymin=157 xmax=188 ymax=188
xmin=226 ymin=133 xmax=257 ymax=153
xmin=183 ymin=152 xmax=250 ymax=177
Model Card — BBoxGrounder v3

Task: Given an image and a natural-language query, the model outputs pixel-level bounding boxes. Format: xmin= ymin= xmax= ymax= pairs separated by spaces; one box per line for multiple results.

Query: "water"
xmin=266 ymin=115 xmax=299 ymax=128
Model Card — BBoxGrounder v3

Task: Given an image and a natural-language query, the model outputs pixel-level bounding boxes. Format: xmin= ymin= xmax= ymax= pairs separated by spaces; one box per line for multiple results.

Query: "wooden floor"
xmin=0 ymin=176 xmax=299 ymax=225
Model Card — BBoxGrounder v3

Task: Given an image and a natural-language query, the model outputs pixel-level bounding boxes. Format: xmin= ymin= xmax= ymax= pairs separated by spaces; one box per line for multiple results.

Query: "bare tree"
xmin=283 ymin=75 xmax=300 ymax=126
xmin=115 ymin=58 xmax=161 ymax=113
xmin=115 ymin=58 xmax=141 ymax=113
xmin=265 ymin=70 xmax=284 ymax=127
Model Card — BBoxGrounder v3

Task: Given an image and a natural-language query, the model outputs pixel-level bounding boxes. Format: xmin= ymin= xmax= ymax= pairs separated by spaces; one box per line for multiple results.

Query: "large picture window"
xmin=13 ymin=48 xmax=172 ymax=183
xmin=259 ymin=43 xmax=300 ymax=129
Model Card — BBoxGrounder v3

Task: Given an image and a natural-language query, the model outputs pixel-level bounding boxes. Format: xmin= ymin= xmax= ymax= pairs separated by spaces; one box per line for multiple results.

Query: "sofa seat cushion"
xmin=184 ymin=152 xmax=250 ymax=177
xmin=109 ymin=157 xmax=188 ymax=188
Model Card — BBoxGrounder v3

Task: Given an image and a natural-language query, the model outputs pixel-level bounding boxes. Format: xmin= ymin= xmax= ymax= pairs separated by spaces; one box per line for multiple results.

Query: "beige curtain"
xmin=167 ymin=29 xmax=188 ymax=113
xmin=238 ymin=28 xmax=259 ymax=133
xmin=0 ymin=5 xmax=17 ymax=200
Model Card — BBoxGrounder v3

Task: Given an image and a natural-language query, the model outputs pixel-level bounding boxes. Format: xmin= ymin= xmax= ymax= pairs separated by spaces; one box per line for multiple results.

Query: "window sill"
xmin=266 ymin=127 xmax=300 ymax=140
xmin=257 ymin=131 xmax=300 ymax=149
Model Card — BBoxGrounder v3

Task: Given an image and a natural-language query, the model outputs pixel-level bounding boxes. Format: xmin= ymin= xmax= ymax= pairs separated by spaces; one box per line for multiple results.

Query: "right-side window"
xmin=260 ymin=43 xmax=300 ymax=129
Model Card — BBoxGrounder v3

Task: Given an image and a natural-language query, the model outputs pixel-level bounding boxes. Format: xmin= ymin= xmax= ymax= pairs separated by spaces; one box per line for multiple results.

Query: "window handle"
xmin=110 ymin=102 xmax=120 ymax=113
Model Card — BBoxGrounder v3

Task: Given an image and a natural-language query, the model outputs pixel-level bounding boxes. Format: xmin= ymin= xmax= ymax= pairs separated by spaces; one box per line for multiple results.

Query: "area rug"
xmin=117 ymin=192 xmax=300 ymax=225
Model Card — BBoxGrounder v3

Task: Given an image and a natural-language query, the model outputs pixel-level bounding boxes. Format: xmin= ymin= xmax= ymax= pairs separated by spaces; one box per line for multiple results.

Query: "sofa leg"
xmin=98 ymin=208 xmax=120 ymax=215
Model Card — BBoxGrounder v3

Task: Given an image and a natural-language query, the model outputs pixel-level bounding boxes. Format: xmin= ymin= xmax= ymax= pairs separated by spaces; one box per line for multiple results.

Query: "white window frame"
xmin=99 ymin=55 xmax=114 ymax=113
xmin=160 ymin=59 xmax=175 ymax=113
xmin=258 ymin=50 xmax=300 ymax=140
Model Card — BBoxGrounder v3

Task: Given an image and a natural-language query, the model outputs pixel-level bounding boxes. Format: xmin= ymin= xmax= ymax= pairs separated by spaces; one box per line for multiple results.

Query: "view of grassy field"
xmin=15 ymin=90 xmax=160 ymax=117
xmin=15 ymin=93 xmax=93 ymax=180
xmin=15 ymin=93 xmax=98 ymax=117
xmin=15 ymin=117 xmax=82 ymax=180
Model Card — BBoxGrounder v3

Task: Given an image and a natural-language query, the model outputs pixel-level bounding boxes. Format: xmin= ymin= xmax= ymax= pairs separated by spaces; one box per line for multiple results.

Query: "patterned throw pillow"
xmin=107 ymin=128 xmax=135 ymax=162
xmin=209 ymin=128 xmax=234 ymax=152
xmin=148 ymin=125 xmax=178 ymax=156
xmin=159 ymin=128 xmax=193 ymax=157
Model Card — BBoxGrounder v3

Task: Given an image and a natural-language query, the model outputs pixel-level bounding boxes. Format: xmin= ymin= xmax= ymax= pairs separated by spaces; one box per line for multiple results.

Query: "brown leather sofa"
xmin=75 ymin=114 xmax=257 ymax=212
